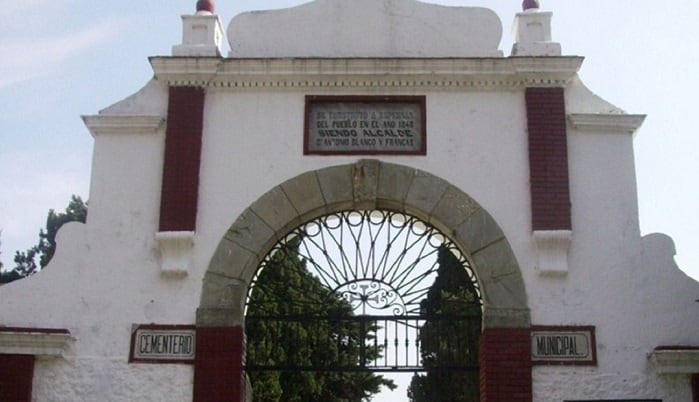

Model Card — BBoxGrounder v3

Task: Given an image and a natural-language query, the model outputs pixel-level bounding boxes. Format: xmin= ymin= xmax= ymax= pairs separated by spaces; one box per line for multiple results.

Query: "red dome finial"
xmin=522 ymin=0 xmax=540 ymax=11
xmin=196 ymin=0 xmax=215 ymax=13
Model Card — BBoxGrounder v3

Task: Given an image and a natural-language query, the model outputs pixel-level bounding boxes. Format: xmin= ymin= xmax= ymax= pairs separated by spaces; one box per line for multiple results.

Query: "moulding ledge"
xmin=568 ymin=113 xmax=646 ymax=134
xmin=0 ymin=329 xmax=73 ymax=357
xmin=149 ymin=56 xmax=583 ymax=89
xmin=82 ymin=115 xmax=164 ymax=137
xmin=648 ymin=348 xmax=699 ymax=374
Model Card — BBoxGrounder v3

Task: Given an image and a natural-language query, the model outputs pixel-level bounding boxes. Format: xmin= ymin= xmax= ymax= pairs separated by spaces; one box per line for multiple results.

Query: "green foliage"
xmin=6 ymin=195 xmax=87 ymax=282
xmin=246 ymin=237 xmax=395 ymax=401
xmin=407 ymin=246 xmax=482 ymax=402
xmin=0 ymin=233 xmax=20 ymax=284
xmin=0 ymin=270 xmax=22 ymax=284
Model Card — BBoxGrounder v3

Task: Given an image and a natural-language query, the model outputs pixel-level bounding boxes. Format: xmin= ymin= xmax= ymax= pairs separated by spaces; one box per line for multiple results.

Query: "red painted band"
xmin=0 ymin=354 xmax=35 ymax=401
xmin=159 ymin=86 xmax=206 ymax=232
xmin=525 ymin=87 xmax=572 ymax=231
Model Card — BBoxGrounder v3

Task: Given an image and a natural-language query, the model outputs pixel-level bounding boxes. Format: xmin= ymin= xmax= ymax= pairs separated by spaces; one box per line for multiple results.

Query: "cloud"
xmin=0 ymin=0 xmax=60 ymax=17
xmin=0 ymin=20 xmax=121 ymax=88
xmin=0 ymin=0 xmax=76 ymax=31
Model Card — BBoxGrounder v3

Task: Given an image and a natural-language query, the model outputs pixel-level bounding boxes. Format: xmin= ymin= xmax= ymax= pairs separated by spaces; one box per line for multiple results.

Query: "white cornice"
xmin=149 ymin=56 xmax=583 ymax=89
xmin=0 ymin=329 xmax=73 ymax=357
xmin=649 ymin=348 xmax=699 ymax=374
xmin=568 ymin=113 xmax=646 ymax=134
xmin=82 ymin=115 xmax=164 ymax=137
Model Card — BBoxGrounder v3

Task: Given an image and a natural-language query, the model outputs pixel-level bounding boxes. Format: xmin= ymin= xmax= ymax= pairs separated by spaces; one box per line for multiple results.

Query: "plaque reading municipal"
xmin=531 ymin=326 xmax=597 ymax=366
xmin=305 ymin=96 xmax=426 ymax=155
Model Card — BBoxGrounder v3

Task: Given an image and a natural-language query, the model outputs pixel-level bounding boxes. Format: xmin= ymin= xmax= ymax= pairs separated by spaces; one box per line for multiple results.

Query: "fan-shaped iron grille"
xmin=245 ymin=210 xmax=482 ymax=373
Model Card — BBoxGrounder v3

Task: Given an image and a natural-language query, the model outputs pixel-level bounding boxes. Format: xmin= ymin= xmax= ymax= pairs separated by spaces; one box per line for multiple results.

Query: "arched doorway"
xmin=194 ymin=160 xmax=532 ymax=402
xmin=244 ymin=209 xmax=482 ymax=401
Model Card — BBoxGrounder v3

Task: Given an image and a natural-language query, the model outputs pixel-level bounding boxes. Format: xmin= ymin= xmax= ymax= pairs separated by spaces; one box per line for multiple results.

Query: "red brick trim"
xmin=0 ymin=354 xmax=35 ymax=402
xmin=479 ymin=328 xmax=532 ymax=402
xmin=159 ymin=86 xmax=206 ymax=232
xmin=0 ymin=327 xmax=69 ymax=334
xmin=525 ymin=87 xmax=572 ymax=231
xmin=193 ymin=326 xmax=246 ymax=402
xmin=654 ymin=345 xmax=699 ymax=351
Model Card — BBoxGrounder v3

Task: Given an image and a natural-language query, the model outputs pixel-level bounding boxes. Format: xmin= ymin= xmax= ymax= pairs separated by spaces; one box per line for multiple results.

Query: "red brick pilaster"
xmin=479 ymin=328 xmax=532 ymax=402
xmin=525 ymin=87 xmax=571 ymax=231
xmin=193 ymin=326 xmax=246 ymax=402
xmin=159 ymin=86 xmax=206 ymax=232
xmin=0 ymin=354 xmax=35 ymax=402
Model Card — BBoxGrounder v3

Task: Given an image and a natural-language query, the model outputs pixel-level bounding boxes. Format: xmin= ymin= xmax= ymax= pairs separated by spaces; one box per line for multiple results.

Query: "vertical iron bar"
xmin=384 ymin=320 xmax=389 ymax=368
xmin=373 ymin=317 xmax=378 ymax=367
xmin=360 ymin=318 xmax=366 ymax=368
xmin=415 ymin=320 xmax=421 ymax=367
xmin=404 ymin=319 xmax=409 ymax=366
xmin=394 ymin=320 xmax=399 ymax=367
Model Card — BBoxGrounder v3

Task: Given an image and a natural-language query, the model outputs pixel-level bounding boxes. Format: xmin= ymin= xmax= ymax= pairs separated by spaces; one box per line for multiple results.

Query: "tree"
xmin=5 ymin=195 xmax=86 ymax=282
xmin=407 ymin=246 xmax=482 ymax=402
xmin=246 ymin=237 xmax=395 ymax=401
xmin=0 ymin=232 xmax=21 ymax=284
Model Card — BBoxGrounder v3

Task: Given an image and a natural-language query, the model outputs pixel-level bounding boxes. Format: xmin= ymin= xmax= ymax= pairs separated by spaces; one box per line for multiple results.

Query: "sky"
xmin=0 ymin=2 xmax=697 ymax=278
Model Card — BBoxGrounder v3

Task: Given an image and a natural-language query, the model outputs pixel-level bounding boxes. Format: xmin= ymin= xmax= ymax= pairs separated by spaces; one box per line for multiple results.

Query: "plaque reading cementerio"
xmin=129 ymin=324 xmax=196 ymax=364
xmin=305 ymin=96 xmax=426 ymax=155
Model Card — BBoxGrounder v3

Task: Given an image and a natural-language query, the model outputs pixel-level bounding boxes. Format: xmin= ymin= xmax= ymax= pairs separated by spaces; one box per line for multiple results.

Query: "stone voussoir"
xmin=377 ymin=161 xmax=414 ymax=211
xmin=280 ymin=170 xmax=325 ymax=217
xmin=482 ymin=307 xmax=531 ymax=329
xmin=199 ymin=271 xmax=248 ymax=311
xmin=404 ymin=171 xmax=449 ymax=222
xmin=207 ymin=236 xmax=259 ymax=279
xmin=249 ymin=186 xmax=300 ymax=235
xmin=471 ymin=238 xmax=528 ymax=309
xmin=316 ymin=164 xmax=354 ymax=210
xmin=453 ymin=207 xmax=506 ymax=255
xmin=471 ymin=237 xmax=520 ymax=279
xmin=430 ymin=185 xmax=480 ymax=233
xmin=196 ymin=307 xmax=243 ymax=327
xmin=352 ymin=159 xmax=380 ymax=210
xmin=224 ymin=209 xmax=276 ymax=258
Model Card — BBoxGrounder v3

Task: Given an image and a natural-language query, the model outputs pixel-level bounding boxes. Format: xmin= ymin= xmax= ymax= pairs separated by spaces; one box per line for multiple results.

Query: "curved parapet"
xmin=227 ymin=0 xmax=503 ymax=58
xmin=96 ymin=79 xmax=168 ymax=117
xmin=0 ymin=222 xmax=88 ymax=327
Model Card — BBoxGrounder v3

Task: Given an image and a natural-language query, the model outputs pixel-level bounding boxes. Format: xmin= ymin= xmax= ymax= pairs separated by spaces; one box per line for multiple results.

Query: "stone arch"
xmin=196 ymin=159 xmax=529 ymax=329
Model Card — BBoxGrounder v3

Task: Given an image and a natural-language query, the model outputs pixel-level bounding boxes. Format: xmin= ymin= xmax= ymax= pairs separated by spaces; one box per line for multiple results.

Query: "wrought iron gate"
xmin=245 ymin=314 xmax=480 ymax=373
xmin=244 ymin=210 xmax=482 ymax=375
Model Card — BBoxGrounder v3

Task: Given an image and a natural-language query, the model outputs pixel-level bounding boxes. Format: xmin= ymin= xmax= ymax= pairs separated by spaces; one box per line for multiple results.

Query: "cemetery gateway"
xmin=0 ymin=0 xmax=698 ymax=401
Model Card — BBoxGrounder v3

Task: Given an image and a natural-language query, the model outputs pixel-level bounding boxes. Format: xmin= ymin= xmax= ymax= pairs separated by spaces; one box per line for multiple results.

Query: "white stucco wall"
xmin=1 ymin=1 xmax=697 ymax=401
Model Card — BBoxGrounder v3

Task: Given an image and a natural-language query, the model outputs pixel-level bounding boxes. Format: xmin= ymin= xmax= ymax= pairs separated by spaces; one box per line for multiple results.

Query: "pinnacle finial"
xmin=196 ymin=0 xmax=215 ymax=14
xmin=522 ymin=0 xmax=540 ymax=11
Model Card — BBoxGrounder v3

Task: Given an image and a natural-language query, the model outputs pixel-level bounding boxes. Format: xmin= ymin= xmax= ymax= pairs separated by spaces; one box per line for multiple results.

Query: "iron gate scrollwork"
xmin=245 ymin=210 xmax=482 ymax=375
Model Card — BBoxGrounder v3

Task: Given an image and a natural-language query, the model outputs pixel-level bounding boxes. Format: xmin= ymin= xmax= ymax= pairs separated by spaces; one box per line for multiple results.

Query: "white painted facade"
xmin=0 ymin=1 xmax=697 ymax=401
